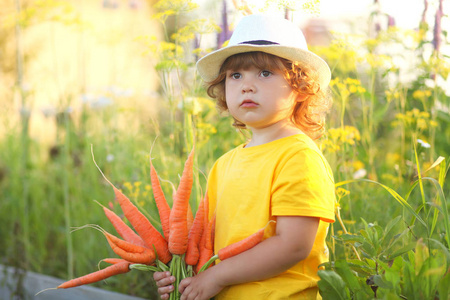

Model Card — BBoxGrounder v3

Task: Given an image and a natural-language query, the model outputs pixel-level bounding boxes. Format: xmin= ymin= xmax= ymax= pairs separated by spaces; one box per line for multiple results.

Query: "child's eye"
xmin=260 ymin=70 xmax=272 ymax=77
xmin=230 ymin=72 xmax=242 ymax=79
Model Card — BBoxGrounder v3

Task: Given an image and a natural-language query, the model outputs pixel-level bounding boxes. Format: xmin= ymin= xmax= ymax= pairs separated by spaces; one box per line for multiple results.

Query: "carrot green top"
xmin=207 ymin=134 xmax=335 ymax=300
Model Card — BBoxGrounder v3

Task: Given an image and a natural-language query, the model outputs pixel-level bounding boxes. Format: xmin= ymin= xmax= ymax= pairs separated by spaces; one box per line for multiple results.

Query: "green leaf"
xmin=335 ymin=233 xmax=365 ymax=244
xmin=402 ymin=259 xmax=418 ymax=299
xmin=382 ymin=257 xmax=402 ymax=295
xmin=318 ymin=270 xmax=350 ymax=300
xmin=413 ymin=140 xmax=426 ymax=208
xmin=417 ymin=252 xmax=446 ymax=299
xmin=382 ymin=215 xmax=402 ymax=248
xmin=428 ymin=238 xmax=450 ymax=264
xmin=437 ymin=270 xmax=450 ymax=300
xmin=373 ymin=274 xmax=393 ymax=289
xmin=335 ymin=260 xmax=362 ymax=292
xmin=387 ymin=242 xmax=416 ymax=260
xmin=415 ymin=239 xmax=428 ymax=275
xmin=360 ymin=241 xmax=377 ymax=258
xmin=423 ymin=177 xmax=450 ymax=248
xmin=336 ymin=179 xmax=427 ymax=227
xmin=346 ymin=259 xmax=374 ymax=276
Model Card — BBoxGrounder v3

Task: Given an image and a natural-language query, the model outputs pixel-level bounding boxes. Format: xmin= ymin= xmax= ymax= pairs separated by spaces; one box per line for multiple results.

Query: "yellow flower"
xmin=412 ymin=89 xmax=432 ymax=101
xmin=331 ymin=77 xmax=365 ymax=98
xmin=123 ymin=181 xmax=133 ymax=191
xmin=352 ymin=160 xmax=365 ymax=170
xmin=343 ymin=219 xmax=356 ymax=225
xmin=430 ymin=120 xmax=438 ymax=128
xmin=417 ymin=118 xmax=427 ymax=130
xmin=320 ymin=139 xmax=340 ymax=153
xmin=365 ymin=53 xmax=392 ymax=69
xmin=419 ymin=111 xmax=430 ymax=118
xmin=381 ymin=173 xmax=401 ymax=185
xmin=385 ymin=89 xmax=400 ymax=103
xmin=336 ymin=187 xmax=350 ymax=200
xmin=386 ymin=153 xmax=401 ymax=166
xmin=323 ymin=126 xmax=361 ymax=154
xmin=393 ymin=108 xmax=434 ymax=131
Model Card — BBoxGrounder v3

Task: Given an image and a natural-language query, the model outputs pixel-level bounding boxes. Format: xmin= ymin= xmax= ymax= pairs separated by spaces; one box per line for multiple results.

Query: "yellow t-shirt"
xmin=207 ymin=134 xmax=336 ymax=300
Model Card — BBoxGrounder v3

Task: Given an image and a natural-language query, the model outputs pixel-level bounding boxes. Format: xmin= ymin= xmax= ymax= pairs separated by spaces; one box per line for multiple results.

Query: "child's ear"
xmin=294 ymin=93 xmax=308 ymax=103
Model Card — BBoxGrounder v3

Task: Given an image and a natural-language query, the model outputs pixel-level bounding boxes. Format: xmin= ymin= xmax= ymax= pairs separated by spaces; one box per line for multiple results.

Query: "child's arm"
xmin=178 ymin=215 xmax=319 ymax=300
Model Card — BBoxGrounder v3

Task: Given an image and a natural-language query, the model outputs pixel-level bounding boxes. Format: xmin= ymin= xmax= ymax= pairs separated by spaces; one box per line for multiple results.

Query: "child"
xmin=154 ymin=14 xmax=336 ymax=300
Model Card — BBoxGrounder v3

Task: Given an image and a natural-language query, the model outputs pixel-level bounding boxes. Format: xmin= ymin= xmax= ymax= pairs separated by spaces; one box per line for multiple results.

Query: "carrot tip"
xmin=35 ymin=287 xmax=57 ymax=296
xmin=90 ymin=145 xmax=115 ymax=188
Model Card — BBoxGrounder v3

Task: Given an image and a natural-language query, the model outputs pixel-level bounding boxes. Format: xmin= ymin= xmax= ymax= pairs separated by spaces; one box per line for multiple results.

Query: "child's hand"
xmin=179 ymin=269 xmax=224 ymax=300
xmin=153 ymin=271 xmax=176 ymax=300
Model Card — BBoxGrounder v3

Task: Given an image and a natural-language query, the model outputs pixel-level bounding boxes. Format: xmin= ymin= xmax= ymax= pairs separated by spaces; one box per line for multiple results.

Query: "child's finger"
xmin=153 ymin=271 xmax=171 ymax=281
xmin=178 ymin=277 xmax=193 ymax=294
xmin=160 ymin=293 xmax=170 ymax=300
xmin=158 ymin=284 xmax=174 ymax=298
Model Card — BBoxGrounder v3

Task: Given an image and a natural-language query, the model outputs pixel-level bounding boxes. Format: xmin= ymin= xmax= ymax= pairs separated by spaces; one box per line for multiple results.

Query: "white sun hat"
xmin=196 ymin=14 xmax=331 ymax=89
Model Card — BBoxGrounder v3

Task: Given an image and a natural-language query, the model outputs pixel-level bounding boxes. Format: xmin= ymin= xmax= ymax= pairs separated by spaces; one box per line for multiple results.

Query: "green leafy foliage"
xmin=1 ymin=0 xmax=449 ymax=298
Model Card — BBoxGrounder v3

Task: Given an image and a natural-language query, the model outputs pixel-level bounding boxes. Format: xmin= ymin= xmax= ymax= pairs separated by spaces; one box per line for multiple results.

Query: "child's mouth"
xmin=240 ymin=100 xmax=258 ymax=108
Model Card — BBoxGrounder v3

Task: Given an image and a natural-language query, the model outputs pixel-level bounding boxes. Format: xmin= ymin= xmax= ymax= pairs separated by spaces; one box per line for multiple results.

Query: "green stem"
xmin=157 ymin=260 xmax=169 ymax=272
xmin=187 ymin=265 xmax=193 ymax=277
xmin=130 ymin=264 xmax=161 ymax=272
xmin=198 ymin=255 xmax=218 ymax=273
xmin=169 ymin=255 xmax=185 ymax=300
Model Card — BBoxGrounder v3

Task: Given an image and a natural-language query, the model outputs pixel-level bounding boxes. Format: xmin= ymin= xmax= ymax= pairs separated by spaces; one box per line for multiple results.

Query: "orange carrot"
xmin=196 ymin=222 xmax=272 ymax=274
xmin=102 ymin=206 xmax=147 ymax=248
xmin=196 ymin=242 xmax=213 ymax=274
xmin=195 ymin=208 xmax=214 ymax=273
xmin=210 ymin=216 xmax=216 ymax=248
xmin=102 ymin=258 xmax=126 ymax=265
xmin=196 ymin=248 xmax=213 ymax=274
xmin=205 ymin=214 xmax=215 ymax=251
xmin=91 ymin=148 xmax=171 ymax=264
xmin=58 ymin=261 xmax=130 ymax=289
xmin=185 ymin=197 xmax=205 ymax=266
xmin=103 ymin=230 xmax=155 ymax=264
xmin=150 ymin=160 xmax=171 ymax=240
xmin=218 ymin=227 xmax=265 ymax=261
xmin=187 ymin=203 xmax=194 ymax=232
xmin=168 ymin=147 xmax=195 ymax=255
xmin=113 ymin=187 xmax=171 ymax=263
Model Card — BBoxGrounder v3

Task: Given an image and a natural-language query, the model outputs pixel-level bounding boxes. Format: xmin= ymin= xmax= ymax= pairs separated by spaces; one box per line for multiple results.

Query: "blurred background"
xmin=1 ymin=0 xmax=449 ymax=298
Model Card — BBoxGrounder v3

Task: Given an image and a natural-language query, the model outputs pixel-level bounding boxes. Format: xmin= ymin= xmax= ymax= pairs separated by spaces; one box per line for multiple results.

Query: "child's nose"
xmin=241 ymin=79 xmax=256 ymax=93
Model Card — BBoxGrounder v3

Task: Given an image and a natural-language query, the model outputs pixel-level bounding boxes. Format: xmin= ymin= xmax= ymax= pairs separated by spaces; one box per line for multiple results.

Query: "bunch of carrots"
xmin=39 ymin=146 xmax=269 ymax=299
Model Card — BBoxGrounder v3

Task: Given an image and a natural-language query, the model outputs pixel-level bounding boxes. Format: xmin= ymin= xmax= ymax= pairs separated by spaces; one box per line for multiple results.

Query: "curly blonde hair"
xmin=206 ymin=52 xmax=332 ymax=140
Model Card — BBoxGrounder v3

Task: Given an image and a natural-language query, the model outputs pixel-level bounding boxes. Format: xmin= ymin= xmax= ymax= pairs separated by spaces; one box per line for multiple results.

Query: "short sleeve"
xmin=270 ymin=148 xmax=336 ymax=223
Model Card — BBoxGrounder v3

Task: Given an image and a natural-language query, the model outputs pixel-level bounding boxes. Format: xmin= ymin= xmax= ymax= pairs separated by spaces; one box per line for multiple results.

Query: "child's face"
xmin=225 ymin=65 xmax=296 ymax=130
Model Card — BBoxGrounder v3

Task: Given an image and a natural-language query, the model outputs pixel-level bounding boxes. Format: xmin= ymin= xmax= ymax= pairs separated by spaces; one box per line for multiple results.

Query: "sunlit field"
xmin=1 ymin=0 xmax=449 ymax=299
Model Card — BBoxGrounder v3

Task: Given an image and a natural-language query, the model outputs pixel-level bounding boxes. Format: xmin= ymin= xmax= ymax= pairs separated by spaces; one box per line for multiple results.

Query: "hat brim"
xmin=196 ymin=44 xmax=331 ymax=89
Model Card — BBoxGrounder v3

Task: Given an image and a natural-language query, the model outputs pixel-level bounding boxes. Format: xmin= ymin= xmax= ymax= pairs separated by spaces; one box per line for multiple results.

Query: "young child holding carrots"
xmin=154 ymin=14 xmax=336 ymax=300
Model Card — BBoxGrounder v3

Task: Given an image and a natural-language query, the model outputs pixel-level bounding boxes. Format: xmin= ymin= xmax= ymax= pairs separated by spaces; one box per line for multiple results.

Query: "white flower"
xmin=80 ymin=94 xmax=97 ymax=103
xmin=353 ymin=168 xmax=367 ymax=179
xmin=417 ymin=139 xmax=431 ymax=148
xmin=106 ymin=154 xmax=115 ymax=162
xmin=107 ymin=85 xmax=134 ymax=97
xmin=90 ymin=96 xmax=113 ymax=109
xmin=41 ymin=106 xmax=57 ymax=118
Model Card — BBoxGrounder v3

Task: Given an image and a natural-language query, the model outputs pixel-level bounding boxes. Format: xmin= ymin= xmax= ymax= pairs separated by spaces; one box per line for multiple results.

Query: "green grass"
xmin=1 ymin=0 xmax=449 ymax=298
